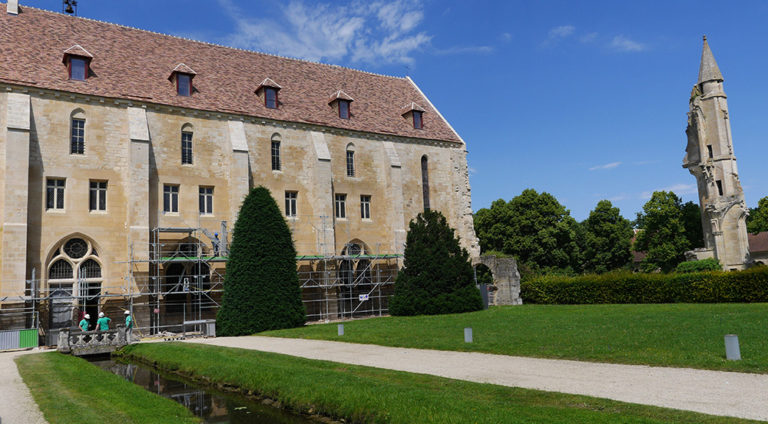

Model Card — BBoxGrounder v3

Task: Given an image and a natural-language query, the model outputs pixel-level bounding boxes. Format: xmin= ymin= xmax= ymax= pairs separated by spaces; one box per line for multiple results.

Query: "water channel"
xmin=90 ymin=356 xmax=316 ymax=423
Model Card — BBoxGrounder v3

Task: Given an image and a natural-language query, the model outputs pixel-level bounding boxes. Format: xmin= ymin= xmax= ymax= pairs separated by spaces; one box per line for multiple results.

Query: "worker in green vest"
xmin=78 ymin=313 xmax=90 ymax=332
xmin=124 ymin=310 xmax=134 ymax=342
xmin=96 ymin=312 xmax=111 ymax=331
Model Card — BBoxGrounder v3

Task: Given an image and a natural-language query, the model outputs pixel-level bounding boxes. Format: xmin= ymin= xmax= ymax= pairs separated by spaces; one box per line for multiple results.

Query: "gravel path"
xmin=0 ymin=350 xmax=48 ymax=424
xmin=188 ymin=336 xmax=768 ymax=421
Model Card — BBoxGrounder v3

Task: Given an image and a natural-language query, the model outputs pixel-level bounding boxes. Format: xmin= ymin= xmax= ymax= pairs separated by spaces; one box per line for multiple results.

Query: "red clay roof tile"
xmin=0 ymin=5 xmax=461 ymax=143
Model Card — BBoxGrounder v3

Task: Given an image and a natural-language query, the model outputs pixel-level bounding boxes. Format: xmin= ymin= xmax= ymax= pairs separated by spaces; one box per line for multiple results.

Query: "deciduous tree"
xmin=747 ymin=196 xmax=768 ymax=234
xmin=634 ymin=191 xmax=690 ymax=272
xmin=474 ymin=189 xmax=581 ymax=275
xmin=581 ymin=200 xmax=633 ymax=273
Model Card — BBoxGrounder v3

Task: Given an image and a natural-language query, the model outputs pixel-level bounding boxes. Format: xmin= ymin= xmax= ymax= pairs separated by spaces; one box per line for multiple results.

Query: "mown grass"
xmin=15 ymin=352 xmax=199 ymax=424
xmin=264 ymin=303 xmax=768 ymax=373
xmin=120 ymin=342 xmax=760 ymax=424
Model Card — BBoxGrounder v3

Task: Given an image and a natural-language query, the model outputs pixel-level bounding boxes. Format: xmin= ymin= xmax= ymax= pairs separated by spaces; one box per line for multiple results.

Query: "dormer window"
xmin=62 ymin=45 xmax=94 ymax=81
xmin=401 ymin=102 xmax=426 ymax=130
xmin=70 ymin=57 xmax=87 ymax=81
xmin=177 ymin=74 xmax=191 ymax=96
xmin=339 ymin=100 xmax=350 ymax=119
xmin=169 ymin=63 xmax=197 ymax=97
xmin=413 ymin=111 xmax=423 ymax=129
xmin=256 ymin=78 xmax=282 ymax=110
xmin=265 ymin=87 xmax=278 ymax=109
xmin=329 ymin=90 xmax=354 ymax=120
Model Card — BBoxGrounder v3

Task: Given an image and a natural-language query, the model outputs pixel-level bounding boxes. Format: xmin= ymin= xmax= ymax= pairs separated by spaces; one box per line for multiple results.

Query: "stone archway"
xmin=472 ymin=256 xmax=522 ymax=305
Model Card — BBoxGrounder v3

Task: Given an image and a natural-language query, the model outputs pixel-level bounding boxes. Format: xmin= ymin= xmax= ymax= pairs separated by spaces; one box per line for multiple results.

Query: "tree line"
xmin=474 ymin=189 xmax=768 ymax=277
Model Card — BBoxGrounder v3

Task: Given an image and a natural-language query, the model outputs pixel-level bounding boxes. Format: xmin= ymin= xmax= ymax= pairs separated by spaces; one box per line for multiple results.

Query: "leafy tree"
xmin=634 ymin=191 xmax=690 ymax=273
xmin=747 ymin=196 xmax=768 ymax=234
xmin=217 ymin=186 xmax=305 ymax=336
xmin=681 ymin=201 xmax=705 ymax=249
xmin=675 ymin=258 xmax=721 ymax=273
xmin=474 ymin=189 xmax=581 ymax=275
xmin=389 ymin=210 xmax=483 ymax=316
xmin=580 ymin=200 xmax=633 ymax=273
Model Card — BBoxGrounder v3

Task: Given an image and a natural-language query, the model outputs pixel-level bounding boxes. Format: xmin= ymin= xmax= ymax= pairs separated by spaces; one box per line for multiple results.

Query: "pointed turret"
xmin=698 ymin=35 xmax=723 ymax=84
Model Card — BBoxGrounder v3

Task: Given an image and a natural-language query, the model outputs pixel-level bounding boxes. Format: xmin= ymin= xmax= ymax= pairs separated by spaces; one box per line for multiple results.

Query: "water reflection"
xmin=91 ymin=357 xmax=314 ymax=424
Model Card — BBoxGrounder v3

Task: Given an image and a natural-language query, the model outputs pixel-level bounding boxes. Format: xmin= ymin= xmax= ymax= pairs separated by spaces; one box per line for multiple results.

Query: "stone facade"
xmin=683 ymin=37 xmax=750 ymax=270
xmin=0 ymin=4 xmax=480 ymax=330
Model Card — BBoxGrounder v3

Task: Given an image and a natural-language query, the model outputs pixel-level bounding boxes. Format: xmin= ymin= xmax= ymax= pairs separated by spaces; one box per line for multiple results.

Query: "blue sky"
xmin=23 ymin=0 xmax=768 ymax=220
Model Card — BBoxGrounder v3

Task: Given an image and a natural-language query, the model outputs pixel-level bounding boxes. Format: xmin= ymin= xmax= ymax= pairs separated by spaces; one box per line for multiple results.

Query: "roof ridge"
xmin=18 ymin=3 xmax=407 ymax=81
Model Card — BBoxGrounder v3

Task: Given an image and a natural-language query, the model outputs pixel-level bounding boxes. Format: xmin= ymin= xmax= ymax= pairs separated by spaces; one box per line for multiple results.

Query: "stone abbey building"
xmin=0 ymin=1 xmax=479 ymax=337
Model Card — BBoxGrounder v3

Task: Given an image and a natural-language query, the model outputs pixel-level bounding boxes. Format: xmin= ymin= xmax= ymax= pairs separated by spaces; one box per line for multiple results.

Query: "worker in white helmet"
xmin=124 ymin=310 xmax=133 ymax=342
xmin=96 ymin=311 xmax=111 ymax=331
xmin=79 ymin=314 xmax=90 ymax=332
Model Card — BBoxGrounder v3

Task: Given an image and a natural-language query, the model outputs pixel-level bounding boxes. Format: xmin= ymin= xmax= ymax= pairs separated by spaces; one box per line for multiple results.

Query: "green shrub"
xmin=521 ymin=267 xmax=768 ymax=304
xmin=217 ymin=186 xmax=305 ymax=336
xmin=675 ymin=258 xmax=721 ymax=273
xmin=390 ymin=210 xmax=483 ymax=316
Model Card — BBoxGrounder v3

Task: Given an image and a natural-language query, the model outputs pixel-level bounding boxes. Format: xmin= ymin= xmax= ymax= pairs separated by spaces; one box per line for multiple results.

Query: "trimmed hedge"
xmin=521 ymin=267 xmax=768 ymax=304
xmin=675 ymin=258 xmax=721 ymax=273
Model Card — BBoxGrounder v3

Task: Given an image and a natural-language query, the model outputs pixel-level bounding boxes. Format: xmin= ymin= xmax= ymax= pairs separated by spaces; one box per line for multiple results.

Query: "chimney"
xmin=7 ymin=0 xmax=19 ymax=15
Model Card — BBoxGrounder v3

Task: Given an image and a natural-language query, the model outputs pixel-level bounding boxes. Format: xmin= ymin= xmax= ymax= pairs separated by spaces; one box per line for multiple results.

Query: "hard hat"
xmin=84 ymin=314 xmax=90 ymax=319
xmin=124 ymin=310 xmax=130 ymax=315
xmin=98 ymin=312 xmax=105 ymax=318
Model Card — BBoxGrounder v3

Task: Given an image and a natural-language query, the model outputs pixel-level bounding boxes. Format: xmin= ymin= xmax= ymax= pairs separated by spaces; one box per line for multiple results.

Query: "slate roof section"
xmin=0 ymin=4 xmax=462 ymax=144
xmin=698 ymin=35 xmax=724 ymax=84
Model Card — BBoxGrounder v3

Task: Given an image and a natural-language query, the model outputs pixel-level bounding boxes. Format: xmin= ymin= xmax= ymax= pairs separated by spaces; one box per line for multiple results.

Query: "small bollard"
xmin=338 ymin=324 xmax=344 ymax=336
xmin=464 ymin=327 xmax=473 ymax=343
xmin=724 ymin=334 xmax=741 ymax=360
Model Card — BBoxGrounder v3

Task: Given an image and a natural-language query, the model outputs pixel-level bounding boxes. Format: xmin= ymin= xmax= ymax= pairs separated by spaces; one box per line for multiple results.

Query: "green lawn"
xmin=264 ymin=303 xmax=768 ymax=373
xmin=119 ymin=342 xmax=759 ymax=424
xmin=16 ymin=352 xmax=199 ymax=424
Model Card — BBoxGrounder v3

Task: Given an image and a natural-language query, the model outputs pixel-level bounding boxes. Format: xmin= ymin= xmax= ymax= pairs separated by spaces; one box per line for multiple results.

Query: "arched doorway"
xmin=161 ymin=244 xmax=211 ymax=329
xmin=46 ymin=237 xmax=102 ymax=333
xmin=338 ymin=241 xmax=373 ymax=318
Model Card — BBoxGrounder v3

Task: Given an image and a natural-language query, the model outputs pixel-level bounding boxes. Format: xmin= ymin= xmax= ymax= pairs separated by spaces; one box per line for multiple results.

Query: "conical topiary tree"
xmin=389 ymin=210 xmax=483 ymax=316
xmin=217 ymin=186 xmax=305 ymax=336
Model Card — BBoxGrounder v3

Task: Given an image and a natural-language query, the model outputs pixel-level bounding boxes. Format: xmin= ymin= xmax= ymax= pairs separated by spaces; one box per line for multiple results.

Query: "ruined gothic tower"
xmin=683 ymin=36 xmax=750 ymax=270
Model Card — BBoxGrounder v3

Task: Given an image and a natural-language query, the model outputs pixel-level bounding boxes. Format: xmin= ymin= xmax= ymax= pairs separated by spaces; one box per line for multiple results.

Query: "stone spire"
xmin=698 ymin=35 xmax=723 ymax=84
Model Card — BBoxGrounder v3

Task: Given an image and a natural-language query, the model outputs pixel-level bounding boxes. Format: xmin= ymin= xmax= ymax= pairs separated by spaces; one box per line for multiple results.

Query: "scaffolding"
xmin=0 ymin=216 xmax=404 ymax=340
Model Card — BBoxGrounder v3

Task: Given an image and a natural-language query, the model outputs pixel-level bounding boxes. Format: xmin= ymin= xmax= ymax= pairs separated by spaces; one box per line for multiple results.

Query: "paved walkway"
xmin=0 ymin=349 xmax=48 ymax=424
xmin=188 ymin=336 xmax=768 ymax=422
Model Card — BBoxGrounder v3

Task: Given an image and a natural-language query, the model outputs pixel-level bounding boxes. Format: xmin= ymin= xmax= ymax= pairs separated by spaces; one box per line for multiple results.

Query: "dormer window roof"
xmin=329 ymin=90 xmax=354 ymax=119
xmin=169 ymin=63 xmax=197 ymax=96
xmin=255 ymin=78 xmax=281 ymax=109
xmin=401 ymin=102 xmax=426 ymax=129
xmin=62 ymin=44 xmax=94 ymax=81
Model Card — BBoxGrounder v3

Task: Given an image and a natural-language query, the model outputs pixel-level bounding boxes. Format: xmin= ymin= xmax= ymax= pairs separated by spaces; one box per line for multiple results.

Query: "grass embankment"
xmin=265 ymin=303 xmax=768 ymax=373
xmin=120 ymin=342 xmax=759 ymax=424
xmin=15 ymin=352 xmax=199 ymax=424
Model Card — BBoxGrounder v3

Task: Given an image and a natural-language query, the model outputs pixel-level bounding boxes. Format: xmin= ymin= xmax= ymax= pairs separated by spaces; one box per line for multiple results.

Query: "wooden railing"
xmin=57 ymin=325 xmax=127 ymax=356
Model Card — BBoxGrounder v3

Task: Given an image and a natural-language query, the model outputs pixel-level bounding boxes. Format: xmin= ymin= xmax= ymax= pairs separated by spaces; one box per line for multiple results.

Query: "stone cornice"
xmin=1 ymin=83 xmax=463 ymax=150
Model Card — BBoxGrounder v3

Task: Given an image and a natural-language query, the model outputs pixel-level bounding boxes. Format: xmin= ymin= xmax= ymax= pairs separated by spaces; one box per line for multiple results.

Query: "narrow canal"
xmin=90 ymin=357 xmax=316 ymax=423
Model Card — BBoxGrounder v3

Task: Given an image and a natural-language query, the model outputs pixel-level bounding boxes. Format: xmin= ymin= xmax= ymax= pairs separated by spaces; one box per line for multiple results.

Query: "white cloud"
xmin=640 ymin=183 xmax=697 ymax=199
xmin=500 ymin=32 xmax=513 ymax=42
xmin=589 ymin=161 xmax=622 ymax=171
xmin=432 ymin=45 xmax=494 ymax=55
xmin=468 ymin=167 xmax=478 ymax=175
xmin=609 ymin=35 xmax=647 ymax=52
xmin=548 ymin=25 xmax=575 ymax=39
xmin=579 ymin=32 xmax=598 ymax=43
xmin=218 ymin=0 xmax=432 ymax=65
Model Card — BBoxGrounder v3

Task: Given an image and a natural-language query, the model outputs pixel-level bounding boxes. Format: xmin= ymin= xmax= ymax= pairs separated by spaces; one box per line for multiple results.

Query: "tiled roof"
xmin=0 ymin=5 xmax=462 ymax=144
xmin=749 ymin=232 xmax=768 ymax=253
xmin=62 ymin=44 xmax=93 ymax=59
